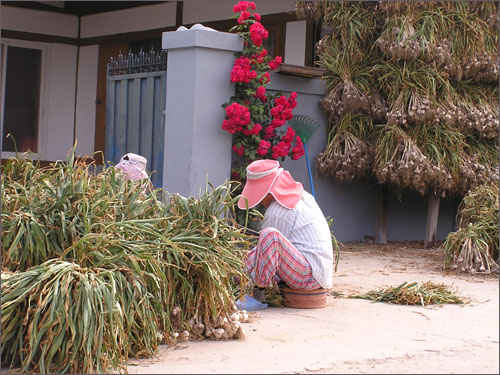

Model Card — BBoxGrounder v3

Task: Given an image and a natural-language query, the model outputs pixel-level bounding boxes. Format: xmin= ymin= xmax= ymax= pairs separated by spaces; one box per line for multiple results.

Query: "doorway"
xmin=94 ymin=42 xmax=128 ymax=164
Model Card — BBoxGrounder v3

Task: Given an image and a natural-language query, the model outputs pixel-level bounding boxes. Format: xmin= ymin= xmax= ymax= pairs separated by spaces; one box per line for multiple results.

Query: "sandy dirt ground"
xmin=128 ymin=241 xmax=499 ymax=374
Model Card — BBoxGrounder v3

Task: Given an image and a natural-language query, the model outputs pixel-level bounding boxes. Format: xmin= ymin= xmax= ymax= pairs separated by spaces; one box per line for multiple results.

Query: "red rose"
xmin=264 ymin=126 xmax=275 ymax=139
xmin=234 ymin=1 xmax=249 ymax=12
xmin=252 ymin=123 xmax=262 ymax=134
xmin=249 ymin=22 xmax=269 ymax=47
xmin=269 ymin=56 xmax=282 ymax=70
xmin=233 ymin=144 xmax=245 ymax=156
xmin=292 ymin=138 xmax=305 ymax=160
xmin=257 ymin=139 xmax=271 ymax=156
xmin=238 ymin=11 xmax=251 ymax=24
xmin=222 ymin=103 xmax=251 ymax=134
xmin=283 ymin=108 xmax=293 ymax=120
xmin=253 ymin=86 xmax=267 ymax=102
xmin=230 ymin=57 xmax=257 ymax=83
xmin=282 ymin=126 xmax=296 ymax=144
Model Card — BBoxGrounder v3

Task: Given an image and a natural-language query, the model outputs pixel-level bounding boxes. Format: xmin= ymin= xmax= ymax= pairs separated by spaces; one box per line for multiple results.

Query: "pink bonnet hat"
xmin=237 ymin=159 xmax=303 ymax=210
xmin=115 ymin=153 xmax=149 ymax=181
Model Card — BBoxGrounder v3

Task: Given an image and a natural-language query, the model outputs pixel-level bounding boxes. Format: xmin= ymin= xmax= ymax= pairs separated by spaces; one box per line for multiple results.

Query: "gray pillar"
xmin=162 ymin=29 xmax=243 ymax=197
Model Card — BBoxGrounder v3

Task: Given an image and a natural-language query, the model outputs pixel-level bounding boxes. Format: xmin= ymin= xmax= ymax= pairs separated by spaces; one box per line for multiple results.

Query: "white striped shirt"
xmin=261 ymin=190 xmax=333 ymax=289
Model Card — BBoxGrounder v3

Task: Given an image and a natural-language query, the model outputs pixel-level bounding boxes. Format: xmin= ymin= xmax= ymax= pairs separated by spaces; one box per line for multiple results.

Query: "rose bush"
xmin=222 ymin=1 xmax=304 ymax=181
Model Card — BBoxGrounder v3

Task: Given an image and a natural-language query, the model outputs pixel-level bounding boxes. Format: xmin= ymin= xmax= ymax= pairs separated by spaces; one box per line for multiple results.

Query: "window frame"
xmin=1 ymin=38 xmax=49 ymax=159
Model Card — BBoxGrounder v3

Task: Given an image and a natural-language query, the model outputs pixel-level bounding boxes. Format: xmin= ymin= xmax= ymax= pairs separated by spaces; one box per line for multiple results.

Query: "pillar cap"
xmin=162 ymin=28 xmax=243 ymax=52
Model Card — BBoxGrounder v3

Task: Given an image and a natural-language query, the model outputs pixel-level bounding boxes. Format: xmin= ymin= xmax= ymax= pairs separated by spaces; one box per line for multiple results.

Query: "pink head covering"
xmin=115 ymin=153 xmax=149 ymax=181
xmin=237 ymin=159 xmax=303 ymax=210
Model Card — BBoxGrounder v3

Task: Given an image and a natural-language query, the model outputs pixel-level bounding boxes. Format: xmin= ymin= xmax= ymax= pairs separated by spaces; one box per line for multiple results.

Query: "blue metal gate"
xmin=105 ymin=49 xmax=167 ymax=188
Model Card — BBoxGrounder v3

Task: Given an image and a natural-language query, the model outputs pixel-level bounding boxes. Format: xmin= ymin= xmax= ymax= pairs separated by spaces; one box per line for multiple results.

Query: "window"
xmin=305 ymin=20 xmax=322 ymax=67
xmin=1 ymin=40 xmax=46 ymax=157
xmin=262 ymin=23 xmax=286 ymax=60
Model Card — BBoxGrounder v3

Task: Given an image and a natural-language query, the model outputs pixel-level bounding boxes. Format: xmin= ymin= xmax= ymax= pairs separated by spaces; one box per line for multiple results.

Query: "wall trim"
xmin=277 ymin=64 xmax=325 ymax=78
xmin=2 ymin=11 xmax=297 ymax=47
xmin=1 ymin=29 xmax=78 ymax=45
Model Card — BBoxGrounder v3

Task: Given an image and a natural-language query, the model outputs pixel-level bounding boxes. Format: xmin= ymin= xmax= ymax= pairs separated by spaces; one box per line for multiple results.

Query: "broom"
xmin=287 ymin=115 xmax=321 ymax=198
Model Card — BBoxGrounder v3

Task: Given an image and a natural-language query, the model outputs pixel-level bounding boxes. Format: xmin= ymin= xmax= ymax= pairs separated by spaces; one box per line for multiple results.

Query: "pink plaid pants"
xmin=245 ymin=227 xmax=320 ymax=290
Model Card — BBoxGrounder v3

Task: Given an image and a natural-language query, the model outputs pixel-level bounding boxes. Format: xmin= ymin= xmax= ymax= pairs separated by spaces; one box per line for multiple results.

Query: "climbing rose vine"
xmin=222 ymin=1 xmax=304 ymax=181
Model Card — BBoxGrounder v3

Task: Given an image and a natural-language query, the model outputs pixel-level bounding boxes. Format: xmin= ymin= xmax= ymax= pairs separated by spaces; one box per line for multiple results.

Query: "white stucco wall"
xmin=75 ymin=45 xmax=98 ymax=158
xmin=285 ymin=20 xmax=307 ymax=65
xmin=1 ymin=5 xmax=78 ymax=37
xmin=80 ymin=2 xmax=177 ymax=38
xmin=44 ymin=43 xmax=78 ymax=161
xmin=182 ymin=0 xmax=295 ymax=24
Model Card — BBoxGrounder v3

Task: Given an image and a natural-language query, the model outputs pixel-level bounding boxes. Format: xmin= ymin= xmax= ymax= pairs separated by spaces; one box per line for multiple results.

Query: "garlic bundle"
xmin=451 ymin=237 xmax=500 ymax=274
xmin=320 ymin=82 xmax=345 ymax=123
xmin=316 ymin=133 xmax=374 ymax=183
xmin=342 ymin=80 xmax=371 ymax=115
xmin=374 ymin=137 xmax=433 ymax=195
xmin=386 ymin=91 xmax=499 ymax=141
xmin=461 ymin=52 xmax=499 ymax=83
xmin=457 ymin=101 xmax=499 ymax=139
xmin=377 ymin=34 xmax=454 ymax=70
xmin=456 ymin=154 xmax=499 ymax=195
xmin=406 ymin=92 xmax=433 ymax=124
xmin=321 ymin=81 xmax=388 ymax=124
xmin=167 ymin=307 xmax=250 ymax=343
xmin=386 ymin=91 xmax=408 ymax=127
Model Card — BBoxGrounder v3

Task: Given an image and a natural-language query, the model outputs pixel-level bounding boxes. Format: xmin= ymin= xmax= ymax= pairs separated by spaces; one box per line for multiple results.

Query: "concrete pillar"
xmin=162 ymin=28 xmax=243 ymax=197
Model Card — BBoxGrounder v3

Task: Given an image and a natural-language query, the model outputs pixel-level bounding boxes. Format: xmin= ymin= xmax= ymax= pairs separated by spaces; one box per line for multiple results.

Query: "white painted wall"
xmin=80 ymin=2 xmax=177 ymax=38
xmin=250 ymin=0 xmax=296 ymax=16
xmin=1 ymin=5 xmax=78 ymax=38
xmin=75 ymin=45 xmax=98 ymax=158
xmin=44 ymin=43 xmax=78 ymax=161
xmin=182 ymin=0 xmax=295 ymax=24
xmin=285 ymin=20 xmax=306 ymax=65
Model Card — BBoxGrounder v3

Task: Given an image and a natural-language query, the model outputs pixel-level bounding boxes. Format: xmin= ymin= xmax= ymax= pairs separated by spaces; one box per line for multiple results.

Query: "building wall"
xmin=1 ymin=5 xmax=78 ymax=37
xmin=182 ymin=0 xmax=295 ymax=24
xmin=74 ymin=45 xmax=99 ymax=158
xmin=80 ymin=2 xmax=177 ymax=38
xmin=43 ymin=43 xmax=78 ymax=161
xmin=386 ymin=191 xmax=458 ymax=241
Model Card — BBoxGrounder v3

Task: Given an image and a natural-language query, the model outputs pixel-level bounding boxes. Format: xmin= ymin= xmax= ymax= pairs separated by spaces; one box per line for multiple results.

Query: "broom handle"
xmin=304 ymin=143 xmax=316 ymax=198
